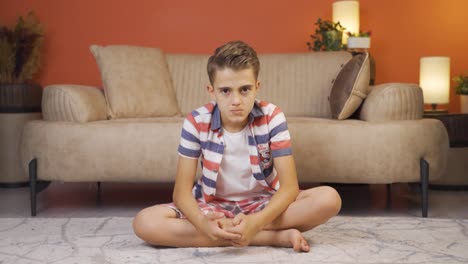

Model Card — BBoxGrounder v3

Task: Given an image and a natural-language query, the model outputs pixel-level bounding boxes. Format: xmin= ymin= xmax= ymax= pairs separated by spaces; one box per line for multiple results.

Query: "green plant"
xmin=453 ymin=74 xmax=468 ymax=95
xmin=307 ymin=18 xmax=346 ymax=51
xmin=0 ymin=11 xmax=43 ymax=84
xmin=347 ymin=30 xmax=372 ymax=37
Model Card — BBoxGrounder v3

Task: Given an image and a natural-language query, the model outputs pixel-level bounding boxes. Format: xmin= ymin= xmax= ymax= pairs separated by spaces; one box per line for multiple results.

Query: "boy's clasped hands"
xmin=199 ymin=212 xmax=262 ymax=247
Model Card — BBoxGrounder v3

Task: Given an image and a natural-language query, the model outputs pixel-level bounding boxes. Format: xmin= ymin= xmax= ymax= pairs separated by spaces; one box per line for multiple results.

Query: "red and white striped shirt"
xmin=178 ymin=99 xmax=292 ymax=202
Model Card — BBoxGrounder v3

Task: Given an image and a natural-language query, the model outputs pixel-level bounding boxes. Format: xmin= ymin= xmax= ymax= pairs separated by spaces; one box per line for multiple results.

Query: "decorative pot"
xmin=347 ymin=37 xmax=371 ymax=49
xmin=461 ymin=95 xmax=468 ymax=113
xmin=0 ymin=83 xmax=42 ymax=113
xmin=324 ymin=30 xmax=343 ymax=51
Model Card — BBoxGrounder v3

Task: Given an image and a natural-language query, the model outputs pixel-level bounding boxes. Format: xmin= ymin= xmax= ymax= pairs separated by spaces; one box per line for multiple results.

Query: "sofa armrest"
xmin=359 ymin=83 xmax=424 ymax=121
xmin=42 ymin=85 xmax=107 ymax=122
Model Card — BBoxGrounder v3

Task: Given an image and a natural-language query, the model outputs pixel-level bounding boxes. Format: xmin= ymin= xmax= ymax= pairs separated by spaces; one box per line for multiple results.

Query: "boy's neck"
xmin=222 ymin=120 xmax=249 ymax=133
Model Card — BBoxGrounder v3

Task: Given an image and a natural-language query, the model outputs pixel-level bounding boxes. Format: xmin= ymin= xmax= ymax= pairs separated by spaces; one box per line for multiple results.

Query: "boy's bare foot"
xmin=218 ymin=218 xmax=309 ymax=252
xmin=276 ymin=229 xmax=310 ymax=252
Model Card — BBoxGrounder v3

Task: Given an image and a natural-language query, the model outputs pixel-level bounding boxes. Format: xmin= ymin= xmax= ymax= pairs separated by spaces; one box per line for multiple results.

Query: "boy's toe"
xmin=301 ymin=240 xmax=310 ymax=252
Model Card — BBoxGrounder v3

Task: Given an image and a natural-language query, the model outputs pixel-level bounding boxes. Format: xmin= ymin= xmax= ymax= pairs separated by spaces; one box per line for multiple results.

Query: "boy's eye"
xmin=241 ymin=87 xmax=251 ymax=94
xmin=220 ymin=89 xmax=230 ymax=95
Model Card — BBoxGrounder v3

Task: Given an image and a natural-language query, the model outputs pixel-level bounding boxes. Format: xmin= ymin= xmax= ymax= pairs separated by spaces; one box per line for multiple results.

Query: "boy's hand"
xmin=225 ymin=213 xmax=262 ymax=247
xmin=198 ymin=212 xmax=241 ymax=242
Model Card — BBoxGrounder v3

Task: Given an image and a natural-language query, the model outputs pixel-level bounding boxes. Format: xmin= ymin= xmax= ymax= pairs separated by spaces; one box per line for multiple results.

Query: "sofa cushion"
xmin=20 ymin=118 xmax=186 ymax=182
xmin=166 ymin=54 xmax=212 ymax=115
xmin=90 ymin=45 xmax=181 ymax=119
xmin=166 ymin=52 xmax=352 ymax=117
xmin=42 ymin=85 xmax=107 ymax=122
xmin=258 ymin=52 xmax=351 ymax=118
xmin=359 ymin=83 xmax=424 ymax=121
xmin=286 ymin=117 xmax=448 ymax=183
xmin=329 ymin=52 xmax=370 ymax=120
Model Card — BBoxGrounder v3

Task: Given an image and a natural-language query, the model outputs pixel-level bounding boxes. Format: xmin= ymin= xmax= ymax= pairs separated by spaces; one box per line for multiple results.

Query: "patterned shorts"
xmin=162 ymin=196 xmax=271 ymax=219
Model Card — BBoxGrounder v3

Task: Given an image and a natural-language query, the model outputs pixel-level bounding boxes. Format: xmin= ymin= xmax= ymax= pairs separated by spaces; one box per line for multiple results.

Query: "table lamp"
xmin=419 ymin=57 xmax=450 ymax=113
xmin=332 ymin=0 xmax=359 ymax=44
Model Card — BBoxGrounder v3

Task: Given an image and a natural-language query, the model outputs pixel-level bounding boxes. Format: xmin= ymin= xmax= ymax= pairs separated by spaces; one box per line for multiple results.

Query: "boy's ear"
xmin=207 ymin=84 xmax=216 ymax=100
xmin=256 ymin=80 xmax=261 ymax=91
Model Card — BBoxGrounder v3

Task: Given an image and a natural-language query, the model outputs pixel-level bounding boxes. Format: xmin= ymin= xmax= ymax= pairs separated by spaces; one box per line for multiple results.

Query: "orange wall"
xmin=2 ymin=0 xmax=467 ymax=112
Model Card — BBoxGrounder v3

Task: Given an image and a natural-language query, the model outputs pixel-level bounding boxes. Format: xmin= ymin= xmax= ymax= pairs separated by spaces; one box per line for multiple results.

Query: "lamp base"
xmin=424 ymin=103 xmax=448 ymax=114
xmin=424 ymin=109 xmax=448 ymax=114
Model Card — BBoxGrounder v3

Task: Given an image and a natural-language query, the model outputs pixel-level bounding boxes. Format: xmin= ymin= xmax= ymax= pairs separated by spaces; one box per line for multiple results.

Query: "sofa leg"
xmin=29 ymin=159 xmax=37 ymax=217
xmin=96 ymin=182 xmax=102 ymax=206
xmin=386 ymin=184 xmax=392 ymax=209
xmin=29 ymin=158 xmax=51 ymax=217
xmin=420 ymin=159 xmax=429 ymax=218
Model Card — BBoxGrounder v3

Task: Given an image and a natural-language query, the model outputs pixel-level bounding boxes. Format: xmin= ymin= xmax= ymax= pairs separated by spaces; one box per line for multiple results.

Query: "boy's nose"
xmin=232 ymin=92 xmax=241 ymax=105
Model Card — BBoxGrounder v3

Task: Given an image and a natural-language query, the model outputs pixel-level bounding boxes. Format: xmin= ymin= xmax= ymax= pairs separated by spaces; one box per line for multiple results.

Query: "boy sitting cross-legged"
xmin=133 ymin=40 xmax=342 ymax=252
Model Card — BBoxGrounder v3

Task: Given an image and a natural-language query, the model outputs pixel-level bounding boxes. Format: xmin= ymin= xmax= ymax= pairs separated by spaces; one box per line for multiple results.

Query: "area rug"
xmin=0 ymin=216 xmax=467 ymax=264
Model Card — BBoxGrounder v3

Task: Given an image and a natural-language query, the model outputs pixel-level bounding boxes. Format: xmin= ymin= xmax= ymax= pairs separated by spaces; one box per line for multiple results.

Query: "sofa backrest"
xmin=167 ymin=51 xmax=351 ymax=118
xmin=166 ymin=54 xmax=212 ymax=116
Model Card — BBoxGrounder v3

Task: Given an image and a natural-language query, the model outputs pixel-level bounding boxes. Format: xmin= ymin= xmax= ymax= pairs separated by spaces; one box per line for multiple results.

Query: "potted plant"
xmin=307 ymin=18 xmax=346 ymax=51
xmin=0 ymin=11 xmax=43 ymax=113
xmin=453 ymin=74 xmax=468 ymax=113
xmin=346 ymin=31 xmax=372 ymax=49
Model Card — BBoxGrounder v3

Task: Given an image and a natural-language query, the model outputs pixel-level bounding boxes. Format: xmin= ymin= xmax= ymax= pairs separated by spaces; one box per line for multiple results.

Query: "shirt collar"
xmin=210 ymin=100 xmax=264 ymax=131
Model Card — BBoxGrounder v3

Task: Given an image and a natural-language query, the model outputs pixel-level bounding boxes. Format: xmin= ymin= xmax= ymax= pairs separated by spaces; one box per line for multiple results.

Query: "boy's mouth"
xmin=231 ymin=109 xmax=243 ymax=115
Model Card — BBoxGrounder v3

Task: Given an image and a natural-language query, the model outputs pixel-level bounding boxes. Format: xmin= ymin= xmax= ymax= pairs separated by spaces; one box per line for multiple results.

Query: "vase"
xmin=0 ymin=83 xmax=42 ymax=113
xmin=347 ymin=37 xmax=371 ymax=49
xmin=461 ymin=95 xmax=468 ymax=113
xmin=324 ymin=30 xmax=343 ymax=51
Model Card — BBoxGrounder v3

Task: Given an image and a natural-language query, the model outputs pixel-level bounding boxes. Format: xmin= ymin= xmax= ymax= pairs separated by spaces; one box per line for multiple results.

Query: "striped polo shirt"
xmin=178 ymin=99 xmax=293 ymax=202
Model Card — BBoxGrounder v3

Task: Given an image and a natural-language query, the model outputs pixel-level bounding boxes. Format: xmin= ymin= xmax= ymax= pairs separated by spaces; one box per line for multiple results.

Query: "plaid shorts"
xmin=162 ymin=196 xmax=271 ymax=219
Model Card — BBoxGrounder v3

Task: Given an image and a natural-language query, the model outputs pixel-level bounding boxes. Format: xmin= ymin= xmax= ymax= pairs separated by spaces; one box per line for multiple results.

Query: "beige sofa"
xmin=20 ymin=47 xmax=449 ymax=217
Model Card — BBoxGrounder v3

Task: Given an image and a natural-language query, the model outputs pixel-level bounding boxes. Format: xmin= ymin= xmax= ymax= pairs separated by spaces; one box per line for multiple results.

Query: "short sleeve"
xmin=269 ymin=107 xmax=293 ymax=157
xmin=177 ymin=114 xmax=202 ymax=159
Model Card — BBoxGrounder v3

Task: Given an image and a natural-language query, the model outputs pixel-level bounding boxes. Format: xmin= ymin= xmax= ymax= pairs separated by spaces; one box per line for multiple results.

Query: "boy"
xmin=133 ymin=41 xmax=341 ymax=252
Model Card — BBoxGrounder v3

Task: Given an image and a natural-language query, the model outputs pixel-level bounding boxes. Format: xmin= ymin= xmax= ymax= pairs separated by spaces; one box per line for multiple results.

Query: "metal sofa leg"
xmin=29 ymin=158 xmax=37 ymax=216
xmin=420 ymin=159 xmax=429 ymax=218
xmin=96 ymin=182 xmax=102 ymax=206
xmin=29 ymin=158 xmax=51 ymax=217
xmin=386 ymin=184 xmax=392 ymax=209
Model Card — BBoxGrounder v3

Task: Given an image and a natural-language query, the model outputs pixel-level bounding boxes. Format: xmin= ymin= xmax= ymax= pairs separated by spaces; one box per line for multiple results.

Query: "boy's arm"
xmin=172 ymin=156 xmax=202 ymax=221
xmin=173 ymin=156 xmax=241 ymax=241
xmin=252 ymin=154 xmax=299 ymax=226
xmin=227 ymin=155 xmax=299 ymax=246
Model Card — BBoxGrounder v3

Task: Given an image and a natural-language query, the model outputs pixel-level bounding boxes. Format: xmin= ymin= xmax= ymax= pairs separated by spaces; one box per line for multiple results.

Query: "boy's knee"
xmin=133 ymin=209 xmax=151 ymax=239
xmin=315 ymin=186 xmax=342 ymax=217
xmin=324 ymin=186 xmax=342 ymax=216
xmin=132 ymin=205 xmax=167 ymax=241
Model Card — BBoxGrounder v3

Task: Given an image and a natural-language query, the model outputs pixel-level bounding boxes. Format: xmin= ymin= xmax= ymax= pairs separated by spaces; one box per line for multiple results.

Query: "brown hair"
xmin=207 ymin=40 xmax=260 ymax=85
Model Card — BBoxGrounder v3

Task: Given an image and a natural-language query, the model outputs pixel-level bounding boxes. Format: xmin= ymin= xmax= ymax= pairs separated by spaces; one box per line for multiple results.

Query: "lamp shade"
xmin=332 ymin=0 xmax=359 ymax=44
xmin=419 ymin=57 xmax=450 ymax=104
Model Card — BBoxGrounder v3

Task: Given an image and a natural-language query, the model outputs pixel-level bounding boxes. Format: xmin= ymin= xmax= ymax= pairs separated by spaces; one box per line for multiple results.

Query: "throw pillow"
xmin=90 ymin=45 xmax=181 ymax=119
xmin=329 ymin=52 xmax=370 ymax=120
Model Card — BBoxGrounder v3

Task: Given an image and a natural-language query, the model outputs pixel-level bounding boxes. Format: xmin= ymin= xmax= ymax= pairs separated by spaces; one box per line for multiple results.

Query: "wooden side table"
xmin=423 ymin=113 xmax=468 ymax=190
xmin=0 ymin=83 xmax=42 ymax=187
xmin=0 ymin=112 xmax=42 ymax=187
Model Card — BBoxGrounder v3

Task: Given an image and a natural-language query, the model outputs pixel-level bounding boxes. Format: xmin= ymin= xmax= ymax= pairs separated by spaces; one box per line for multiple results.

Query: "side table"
xmin=423 ymin=113 xmax=468 ymax=190
xmin=0 ymin=112 xmax=42 ymax=187
xmin=0 ymin=83 xmax=42 ymax=187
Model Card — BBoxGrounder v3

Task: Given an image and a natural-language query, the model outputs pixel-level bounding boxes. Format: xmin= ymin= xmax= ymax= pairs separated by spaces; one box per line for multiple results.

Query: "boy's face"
xmin=207 ymin=67 xmax=260 ymax=132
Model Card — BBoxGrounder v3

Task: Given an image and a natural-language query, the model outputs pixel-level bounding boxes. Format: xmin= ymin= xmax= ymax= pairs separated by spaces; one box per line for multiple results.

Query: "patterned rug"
xmin=0 ymin=216 xmax=467 ymax=264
